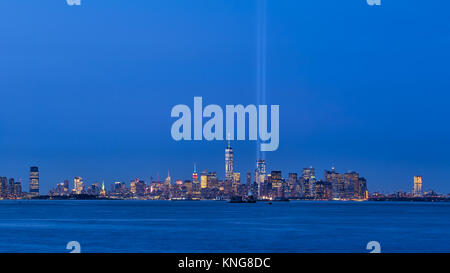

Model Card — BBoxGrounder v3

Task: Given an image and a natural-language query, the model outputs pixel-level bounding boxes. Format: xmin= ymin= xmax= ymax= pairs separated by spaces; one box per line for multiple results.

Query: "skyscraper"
xmin=130 ymin=179 xmax=137 ymax=194
xmin=164 ymin=171 xmax=171 ymax=185
xmin=271 ymin=171 xmax=282 ymax=188
xmin=200 ymin=171 xmax=208 ymax=189
xmin=343 ymin=171 xmax=359 ymax=199
xmin=135 ymin=180 xmax=146 ymax=197
xmin=270 ymin=171 xmax=283 ymax=198
xmin=192 ymin=164 xmax=200 ymax=196
xmin=73 ymin=176 xmax=83 ymax=195
xmin=233 ymin=173 xmax=241 ymax=184
xmin=287 ymin=173 xmax=298 ymax=198
xmin=256 ymin=160 xmax=267 ymax=176
xmin=192 ymin=163 xmax=198 ymax=183
xmin=314 ymin=180 xmax=332 ymax=200
xmin=302 ymin=175 xmax=316 ymax=198
xmin=301 ymin=167 xmax=315 ymax=198
xmin=301 ymin=167 xmax=315 ymax=181
xmin=14 ymin=180 xmax=22 ymax=197
xmin=0 ymin=177 xmax=7 ymax=198
xmin=355 ymin=177 xmax=368 ymax=200
xmin=225 ymin=140 xmax=234 ymax=182
xmin=255 ymin=159 xmax=266 ymax=197
xmin=288 ymin=173 xmax=298 ymax=186
xmin=207 ymin=172 xmax=218 ymax=189
xmin=63 ymin=180 xmax=69 ymax=194
xmin=29 ymin=166 xmax=39 ymax=197
xmin=413 ymin=176 xmax=423 ymax=197
xmin=246 ymin=172 xmax=253 ymax=196
xmin=8 ymin=178 xmax=15 ymax=196
xmin=324 ymin=166 xmax=344 ymax=199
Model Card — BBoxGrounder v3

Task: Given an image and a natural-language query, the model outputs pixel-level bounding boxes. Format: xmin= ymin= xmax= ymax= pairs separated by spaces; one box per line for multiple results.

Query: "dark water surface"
xmin=0 ymin=200 xmax=448 ymax=253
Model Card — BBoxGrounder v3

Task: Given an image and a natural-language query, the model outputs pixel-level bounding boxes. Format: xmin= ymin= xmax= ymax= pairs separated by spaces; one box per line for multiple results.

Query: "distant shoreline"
xmin=1 ymin=195 xmax=449 ymax=203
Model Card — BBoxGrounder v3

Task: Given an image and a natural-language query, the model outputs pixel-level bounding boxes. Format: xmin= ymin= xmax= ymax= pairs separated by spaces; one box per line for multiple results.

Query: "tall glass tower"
xmin=255 ymin=159 xmax=266 ymax=197
xmin=29 ymin=166 xmax=39 ymax=197
xmin=192 ymin=163 xmax=198 ymax=184
xmin=74 ymin=176 xmax=84 ymax=194
xmin=413 ymin=176 xmax=423 ymax=197
xmin=225 ymin=140 xmax=234 ymax=182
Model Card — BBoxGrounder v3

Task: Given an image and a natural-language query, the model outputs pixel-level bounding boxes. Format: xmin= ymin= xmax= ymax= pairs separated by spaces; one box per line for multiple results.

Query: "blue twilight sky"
xmin=0 ymin=0 xmax=449 ymax=193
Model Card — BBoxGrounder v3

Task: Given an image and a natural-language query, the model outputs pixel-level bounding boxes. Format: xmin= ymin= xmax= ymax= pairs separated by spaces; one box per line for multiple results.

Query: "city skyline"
xmin=2 ymin=136 xmax=444 ymax=194
xmin=1 ymin=1 xmax=450 ymax=194
xmin=0 ymin=141 xmax=447 ymax=198
xmin=1 ymin=0 xmax=449 ymax=257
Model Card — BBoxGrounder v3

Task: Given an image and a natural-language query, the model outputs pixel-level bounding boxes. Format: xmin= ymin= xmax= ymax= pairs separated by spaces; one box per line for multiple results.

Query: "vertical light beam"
xmin=256 ymin=0 xmax=267 ymax=161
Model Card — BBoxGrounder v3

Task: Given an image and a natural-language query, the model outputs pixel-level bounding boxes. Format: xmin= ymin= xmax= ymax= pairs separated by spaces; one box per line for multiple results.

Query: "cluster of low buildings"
xmin=0 ymin=166 xmax=39 ymax=199
xmin=0 ymin=177 xmax=23 ymax=199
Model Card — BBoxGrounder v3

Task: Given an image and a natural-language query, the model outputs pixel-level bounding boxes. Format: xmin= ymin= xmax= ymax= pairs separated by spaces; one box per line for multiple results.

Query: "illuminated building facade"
xmin=233 ymin=173 xmax=241 ymax=184
xmin=183 ymin=180 xmax=193 ymax=195
xmin=0 ymin=177 xmax=7 ymax=197
xmin=63 ymin=180 xmax=69 ymax=194
xmin=135 ymin=180 xmax=146 ymax=196
xmin=192 ymin=164 xmax=198 ymax=183
xmin=255 ymin=159 xmax=266 ymax=196
xmin=301 ymin=167 xmax=315 ymax=198
xmin=14 ymin=180 xmax=22 ymax=197
xmin=207 ymin=172 xmax=218 ymax=189
xmin=343 ymin=172 xmax=359 ymax=199
xmin=324 ymin=167 xmax=344 ymax=199
xmin=200 ymin=171 xmax=207 ymax=189
xmin=73 ymin=176 xmax=84 ymax=195
xmin=29 ymin=166 xmax=39 ymax=197
xmin=314 ymin=180 xmax=332 ymax=200
xmin=270 ymin=171 xmax=283 ymax=198
xmin=130 ymin=179 xmax=136 ymax=194
xmin=164 ymin=172 xmax=171 ymax=185
xmin=354 ymin=177 xmax=368 ymax=199
xmin=413 ymin=176 xmax=423 ymax=197
xmin=303 ymin=175 xmax=316 ymax=198
xmin=225 ymin=141 xmax=234 ymax=182
xmin=8 ymin=178 xmax=14 ymax=196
